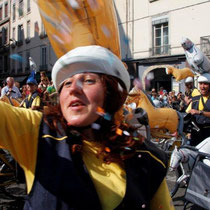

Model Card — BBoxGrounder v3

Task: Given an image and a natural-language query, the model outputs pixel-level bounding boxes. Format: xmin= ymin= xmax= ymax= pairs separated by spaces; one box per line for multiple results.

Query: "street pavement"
xmin=0 ymin=173 xmax=205 ymax=210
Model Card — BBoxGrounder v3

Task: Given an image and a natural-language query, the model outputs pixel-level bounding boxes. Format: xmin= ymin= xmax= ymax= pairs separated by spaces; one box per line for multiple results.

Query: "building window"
xmin=40 ymin=23 xmax=47 ymax=38
xmin=12 ymin=27 xmax=16 ymax=39
xmin=0 ymin=56 xmax=3 ymax=73
xmin=27 ymin=0 xmax=31 ymax=13
xmin=13 ymin=4 xmax=16 ymax=21
xmin=4 ymin=55 xmax=8 ymax=72
xmin=41 ymin=23 xmax=47 ymax=35
xmin=25 ymin=50 xmax=30 ymax=71
xmin=17 ymin=25 xmax=23 ymax=46
xmin=19 ymin=0 xmax=23 ymax=17
xmin=18 ymin=24 xmax=23 ymax=41
xmin=11 ymin=59 xmax=16 ymax=73
xmin=0 ymin=6 xmax=2 ymax=21
xmin=3 ymin=27 xmax=8 ymax=45
xmin=4 ymin=2 xmax=8 ymax=18
xmin=27 ymin=20 xmax=30 ymax=38
xmin=152 ymin=18 xmax=169 ymax=56
xmin=18 ymin=52 xmax=23 ymax=72
xmin=0 ymin=31 xmax=2 ymax=47
xmin=41 ymin=46 xmax=47 ymax=65
xmin=40 ymin=46 xmax=47 ymax=70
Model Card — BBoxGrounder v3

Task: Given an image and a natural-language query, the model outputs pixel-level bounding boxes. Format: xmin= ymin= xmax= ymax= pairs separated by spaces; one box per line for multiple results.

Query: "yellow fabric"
xmin=150 ymin=179 xmax=174 ymax=210
xmin=186 ymin=96 xmax=208 ymax=113
xmin=82 ymin=140 xmax=126 ymax=210
xmin=0 ymin=102 xmax=42 ymax=193
xmin=23 ymin=94 xmax=41 ymax=108
xmin=191 ymin=88 xmax=200 ymax=97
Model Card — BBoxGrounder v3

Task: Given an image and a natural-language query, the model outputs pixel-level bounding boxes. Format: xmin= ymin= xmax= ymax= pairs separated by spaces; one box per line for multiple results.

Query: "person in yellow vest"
xmin=186 ymin=73 xmax=210 ymax=146
xmin=22 ymin=77 xmax=41 ymax=110
xmin=184 ymin=76 xmax=200 ymax=106
xmin=0 ymin=46 xmax=174 ymax=210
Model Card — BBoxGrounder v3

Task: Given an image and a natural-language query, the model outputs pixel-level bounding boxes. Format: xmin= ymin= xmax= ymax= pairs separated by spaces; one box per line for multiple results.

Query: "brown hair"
xmin=43 ymin=74 xmax=144 ymax=163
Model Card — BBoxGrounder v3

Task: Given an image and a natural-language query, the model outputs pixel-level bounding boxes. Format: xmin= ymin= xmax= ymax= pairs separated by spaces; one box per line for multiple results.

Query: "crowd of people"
xmin=0 ymin=71 xmax=58 ymax=110
xmin=148 ymin=78 xmax=200 ymax=113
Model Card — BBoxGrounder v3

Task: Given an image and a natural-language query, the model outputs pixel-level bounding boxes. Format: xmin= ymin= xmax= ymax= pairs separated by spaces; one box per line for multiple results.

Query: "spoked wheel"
xmin=167 ymin=164 xmax=189 ymax=198
xmin=1 ymin=180 xmax=26 ymax=200
xmin=167 ymin=165 xmax=183 ymax=198
xmin=0 ymin=160 xmax=26 ymax=200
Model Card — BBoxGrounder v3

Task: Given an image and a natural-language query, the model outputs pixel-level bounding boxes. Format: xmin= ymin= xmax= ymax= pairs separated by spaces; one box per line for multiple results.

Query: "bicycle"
xmin=0 ymin=148 xmax=26 ymax=199
xmin=168 ymin=112 xmax=210 ymax=198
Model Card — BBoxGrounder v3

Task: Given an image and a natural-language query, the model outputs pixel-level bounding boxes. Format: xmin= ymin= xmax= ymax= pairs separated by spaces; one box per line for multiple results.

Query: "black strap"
xmin=200 ymin=95 xmax=209 ymax=111
xmin=25 ymin=92 xmax=39 ymax=108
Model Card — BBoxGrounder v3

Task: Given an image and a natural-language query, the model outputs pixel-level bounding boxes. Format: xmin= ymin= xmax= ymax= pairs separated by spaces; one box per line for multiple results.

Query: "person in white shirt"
xmin=1 ymin=77 xmax=22 ymax=99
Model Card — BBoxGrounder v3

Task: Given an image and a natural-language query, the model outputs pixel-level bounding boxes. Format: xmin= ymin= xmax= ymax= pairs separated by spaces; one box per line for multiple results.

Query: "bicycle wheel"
xmin=2 ymin=180 xmax=26 ymax=199
xmin=0 ymin=160 xmax=26 ymax=199
xmin=167 ymin=165 xmax=182 ymax=198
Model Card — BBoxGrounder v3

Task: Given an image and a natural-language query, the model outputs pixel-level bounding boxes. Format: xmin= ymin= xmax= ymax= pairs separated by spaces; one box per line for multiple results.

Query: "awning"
xmin=14 ymin=76 xmax=28 ymax=82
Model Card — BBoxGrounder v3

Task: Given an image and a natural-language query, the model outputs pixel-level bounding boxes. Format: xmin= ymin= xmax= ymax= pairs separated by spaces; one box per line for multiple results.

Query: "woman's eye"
xmin=84 ymin=79 xmax=96 ymax=84
xmin=64 ymin=81 xmax=72 ymax=87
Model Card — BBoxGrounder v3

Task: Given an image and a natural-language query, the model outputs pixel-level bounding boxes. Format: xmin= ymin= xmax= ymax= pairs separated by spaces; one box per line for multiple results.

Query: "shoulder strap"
xmin=200 ymin=95 xmax=210 ymax=111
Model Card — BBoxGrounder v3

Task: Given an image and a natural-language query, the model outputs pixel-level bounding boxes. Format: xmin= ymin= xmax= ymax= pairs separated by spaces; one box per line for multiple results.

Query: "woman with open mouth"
xmin=0 ymin=45 xmax=173 ymax=210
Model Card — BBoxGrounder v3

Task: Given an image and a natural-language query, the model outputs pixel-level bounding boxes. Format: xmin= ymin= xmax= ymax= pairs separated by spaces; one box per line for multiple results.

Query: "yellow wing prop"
xmin=166 ymin=66 xmax=194 ymax=81
xmin=126 ymin=87 xmax=178 ymax=134
xmin=37 ymin=0 xmax=121 ymax=58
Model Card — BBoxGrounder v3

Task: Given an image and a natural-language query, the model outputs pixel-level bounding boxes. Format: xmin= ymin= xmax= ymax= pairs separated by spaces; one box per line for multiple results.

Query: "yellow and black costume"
xmin=22 ymin=91 xmax=41 ymax=109
xmin=186 ymin=95 xmax=210 ymax=145
xmin=0 ymin=102 xmax=173 ymax=210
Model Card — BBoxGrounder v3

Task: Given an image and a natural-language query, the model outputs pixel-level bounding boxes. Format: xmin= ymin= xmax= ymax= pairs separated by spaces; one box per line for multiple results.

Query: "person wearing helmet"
xmin=0 ymin=46 xmax=173 ymax=209
xmin=21 ymin=77 xmax=41 ymax=110
xmin=186 ymin=73 xmax=210 ymax=146
xmin=184 ymin=76 xmax=200 ymax=106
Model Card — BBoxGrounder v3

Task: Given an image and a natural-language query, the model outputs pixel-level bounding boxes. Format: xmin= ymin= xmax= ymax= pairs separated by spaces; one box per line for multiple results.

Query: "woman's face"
xmin=60 ymin=73 xmax=105 ymax=127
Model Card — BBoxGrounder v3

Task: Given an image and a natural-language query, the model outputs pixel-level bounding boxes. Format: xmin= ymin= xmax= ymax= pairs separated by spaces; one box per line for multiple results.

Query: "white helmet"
xmin=52 ymin=45 xmax=130 ymax=92
xmin=185 ymin=77 xmax=193 ymax=83
xmin=198 ymin=73 xmax=210 ymax=83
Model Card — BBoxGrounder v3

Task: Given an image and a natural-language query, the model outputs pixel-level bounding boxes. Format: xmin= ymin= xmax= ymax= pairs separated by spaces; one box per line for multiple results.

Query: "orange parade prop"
xmin=37 ymin=0 xmax=121 ymax=58
xmin=126 ymin=87 xmax=178 ymax=133
xmin=0 ymin=96 xmax=21 ymax=107
xmin=166 ymin=66 xmax=194 ymax=81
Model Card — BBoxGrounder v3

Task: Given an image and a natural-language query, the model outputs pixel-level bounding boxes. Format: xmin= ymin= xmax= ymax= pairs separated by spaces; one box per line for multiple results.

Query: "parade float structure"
xmin=126 ymin=87 xmax=178 ymax=135
xmin=166 ymin=37 xmax=210 ymax=81
xmin=181 ymin=37 xmax=210 ymax=75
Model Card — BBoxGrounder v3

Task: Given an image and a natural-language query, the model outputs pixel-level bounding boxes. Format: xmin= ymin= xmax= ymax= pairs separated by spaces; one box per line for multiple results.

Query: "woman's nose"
xmin=69 ymin=80 xmax=83 ymax=94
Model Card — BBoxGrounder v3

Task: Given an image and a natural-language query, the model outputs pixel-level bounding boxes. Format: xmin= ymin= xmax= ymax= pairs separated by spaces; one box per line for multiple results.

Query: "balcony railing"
xmin=149 ymin=45 xmax=171 ymax=56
